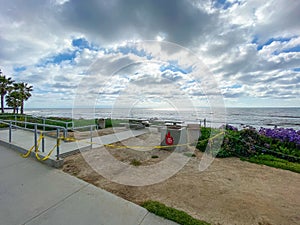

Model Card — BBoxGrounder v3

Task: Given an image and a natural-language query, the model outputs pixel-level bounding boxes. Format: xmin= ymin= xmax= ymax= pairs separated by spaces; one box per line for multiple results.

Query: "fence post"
xmin=34 ymin=124 xmax=38 ymax=152
xmin=9 ymin=121 xmax=12 ymax=143
xmin=56 ymin=128 xmax=60 ymax=160
xmin=14 ymin=115 xmax=17 ymax=125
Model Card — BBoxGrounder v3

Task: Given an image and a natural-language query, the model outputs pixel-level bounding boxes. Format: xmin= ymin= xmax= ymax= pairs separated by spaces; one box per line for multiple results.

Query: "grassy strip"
xmin=141 ymin=200 xmax=211 ymax=225
xmin=241 ymin=154 xmax=300 ymax=173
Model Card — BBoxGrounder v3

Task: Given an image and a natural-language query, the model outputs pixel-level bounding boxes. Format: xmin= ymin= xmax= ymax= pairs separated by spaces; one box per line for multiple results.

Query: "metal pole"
xmin=34 ymin=124 xmax=38 ymax=152
xmin=14 ymin=115 xmax=17 ymax=125
xmin=9 ymin=122 xmax=12 ymax=143
xmin=56 ymin=128 xmax=60 ymax=160
xmin=42 ymin=132 xmax=45 ymax=153
xmin=90 ymin=125 xmax=93 ymax=149
xmin=63 ymin=128 xmax=67 ymax=139
xmin=25 ymin=116 xmax=27 ymax=129
xmin=43 ymin=118 xmax=46 ymax=131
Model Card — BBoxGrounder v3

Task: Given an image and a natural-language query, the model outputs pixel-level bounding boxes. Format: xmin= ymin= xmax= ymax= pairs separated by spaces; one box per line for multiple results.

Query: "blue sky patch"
xmin=160 ymin=61 xmax=193 ymax=74
xmin=214 ymin=0 xmax=239 ymax=10
xmin=13 ymin=66 xmax=26 ymax=72
xmin=275 ymin=45 xmax=300 ymax=55
xmin=293 ymin=68 xmax=300 ymax=72
xmin=230 ymin=84 xmax=242 ymax=89
xmin=255 ymin=37 xmax=293 ymax=50
xmin=72 ymin=38 xmax=90 ymax=49
xmin=36 ymin=50 xmax=78 ymax=67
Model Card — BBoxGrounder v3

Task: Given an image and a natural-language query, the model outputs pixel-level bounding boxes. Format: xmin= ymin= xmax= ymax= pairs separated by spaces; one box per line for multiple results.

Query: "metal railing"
xmin=0 ymin=120 xmax=67 ymax=160
xmin=0 ymin=114 xmax=74 ymax=130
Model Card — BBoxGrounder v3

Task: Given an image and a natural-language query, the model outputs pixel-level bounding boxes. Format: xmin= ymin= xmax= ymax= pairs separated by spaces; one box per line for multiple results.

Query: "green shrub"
xmin=130 ymin=159 xmax=141 ymax=166
xmin=141 ymin=200 xmax=211 ymax=225
xmin=151 ymin=155 xmax=159 ymax=158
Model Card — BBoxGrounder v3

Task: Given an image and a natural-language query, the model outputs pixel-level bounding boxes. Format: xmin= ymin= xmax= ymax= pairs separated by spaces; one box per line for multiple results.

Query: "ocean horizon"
xmin=23 ymin=107 xmax=300 ymax=131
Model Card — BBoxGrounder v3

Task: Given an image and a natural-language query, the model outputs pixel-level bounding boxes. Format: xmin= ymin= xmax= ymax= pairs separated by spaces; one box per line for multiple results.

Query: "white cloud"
xmin=0 ymin=0 xmax=299 ymax=108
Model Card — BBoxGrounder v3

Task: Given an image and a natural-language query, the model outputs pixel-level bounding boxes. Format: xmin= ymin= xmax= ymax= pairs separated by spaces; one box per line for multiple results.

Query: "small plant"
xmin=151 ymin=155 xmax=159 ymax=158
xmin=141 ymin=200 xmax=211 ymax=225
xmin=130 ymin=159 xmax=141 ymax=166
xmin=183 ymin=152 xmax=196 ymax=157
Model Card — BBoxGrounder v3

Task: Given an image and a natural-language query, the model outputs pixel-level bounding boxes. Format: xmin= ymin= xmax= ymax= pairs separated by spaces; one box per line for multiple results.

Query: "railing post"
xmin=34 ymin=124 xmax=38 ymax=152
xmin=9 ymin=121 xmax=12 ymax=143
xmin=43 ymin=118 xmax=46 ymax=131
xmin=63 ymin=128 xmax=67 ymax=139
xmin=56 ymin=128 xmax=60 ymax=160
xmin=90 ymin=125 xmax=93 ymax=149
xmin=42 ymin=132 xmax=45 ymax=153
xmin=14 ymin=115 xmax=17 ymax=126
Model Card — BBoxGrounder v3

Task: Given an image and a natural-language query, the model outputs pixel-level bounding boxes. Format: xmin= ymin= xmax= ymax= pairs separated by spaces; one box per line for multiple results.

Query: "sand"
xmin=62 ymin=130 xmax=300 ymax=225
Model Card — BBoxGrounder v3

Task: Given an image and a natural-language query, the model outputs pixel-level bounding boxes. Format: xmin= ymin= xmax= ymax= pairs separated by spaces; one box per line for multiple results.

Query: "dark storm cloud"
xmin=59 ymin=0 xmax=216 ymax=46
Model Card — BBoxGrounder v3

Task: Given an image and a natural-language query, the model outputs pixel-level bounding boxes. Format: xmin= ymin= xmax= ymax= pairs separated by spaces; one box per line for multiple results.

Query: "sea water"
xmin=24 ymin=107 xmax=300 ymax=130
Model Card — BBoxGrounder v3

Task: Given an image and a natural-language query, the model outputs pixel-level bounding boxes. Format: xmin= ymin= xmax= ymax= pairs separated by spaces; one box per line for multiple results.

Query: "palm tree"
xmin=0 ymin=69 xmax=14 ymax=113
xmin=6 ymin=91 xmax=21 ymax=114
xmin=13 ymin=82 xmax=33 ymax=114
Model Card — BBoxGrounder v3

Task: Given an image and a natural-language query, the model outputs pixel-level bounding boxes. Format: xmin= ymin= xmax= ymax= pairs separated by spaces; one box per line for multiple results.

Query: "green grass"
xmin=141 ymin=200 xmax=211 ymax=225
xmin=241 ymin=154 xmax=300 ymax=173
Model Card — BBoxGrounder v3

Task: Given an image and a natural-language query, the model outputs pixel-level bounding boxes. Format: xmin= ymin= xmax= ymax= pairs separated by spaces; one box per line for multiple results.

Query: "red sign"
xmin=165 ymin=132 xmax=174 ymax=145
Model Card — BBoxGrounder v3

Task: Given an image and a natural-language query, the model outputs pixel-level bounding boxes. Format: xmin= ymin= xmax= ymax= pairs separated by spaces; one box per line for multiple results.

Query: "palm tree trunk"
xmin=1 ymin=94 xmax=4 ymax=113
xmin=21 ymin=101 xmax=24 ymax=114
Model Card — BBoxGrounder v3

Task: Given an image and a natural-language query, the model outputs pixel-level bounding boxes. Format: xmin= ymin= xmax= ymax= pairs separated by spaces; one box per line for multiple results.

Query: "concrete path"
xmin=0 ymin=145 xmax=178 ymax=225
xmin=0 ymin=128 xmax=148 ymax=159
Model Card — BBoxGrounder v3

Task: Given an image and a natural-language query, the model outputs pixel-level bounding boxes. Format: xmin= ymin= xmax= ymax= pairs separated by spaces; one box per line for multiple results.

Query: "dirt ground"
xmin=62 ymin=129 xmax=300 ymax=225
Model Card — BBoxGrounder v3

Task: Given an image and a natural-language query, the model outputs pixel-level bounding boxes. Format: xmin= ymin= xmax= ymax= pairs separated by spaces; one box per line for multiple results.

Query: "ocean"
xmin=24 ymin=107 xmax=300 ymax=131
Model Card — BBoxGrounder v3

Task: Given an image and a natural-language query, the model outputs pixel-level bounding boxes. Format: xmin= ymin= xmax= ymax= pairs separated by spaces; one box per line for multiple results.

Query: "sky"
xmin=0 ymin=0 xmax=300 ymax=109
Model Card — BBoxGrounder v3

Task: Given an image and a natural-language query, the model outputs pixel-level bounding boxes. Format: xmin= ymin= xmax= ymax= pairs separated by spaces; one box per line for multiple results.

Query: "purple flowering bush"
xmin=259 ymin=127 xmax=300 ymax=147
xmin=197 ymin=125 xmax=300 ymax=162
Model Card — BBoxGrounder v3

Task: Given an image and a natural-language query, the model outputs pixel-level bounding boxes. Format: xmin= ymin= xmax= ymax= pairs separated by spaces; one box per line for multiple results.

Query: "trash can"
xmin=97 ymin=118 xmax=105 ymax=129
xmin=160 ymin=125 xmax=187 ymax=151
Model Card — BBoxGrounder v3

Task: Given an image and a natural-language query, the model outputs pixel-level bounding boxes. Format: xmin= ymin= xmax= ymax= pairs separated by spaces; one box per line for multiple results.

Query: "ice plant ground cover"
xmin=197 ymin=125 xmax=300 ymax=173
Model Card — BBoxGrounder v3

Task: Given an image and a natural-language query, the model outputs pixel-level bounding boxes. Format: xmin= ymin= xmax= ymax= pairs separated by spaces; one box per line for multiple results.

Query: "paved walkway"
xmin=0 ymin=128 xmax=148 ymax=159
xmin=0 ymin=145 xmax=178 ymax=225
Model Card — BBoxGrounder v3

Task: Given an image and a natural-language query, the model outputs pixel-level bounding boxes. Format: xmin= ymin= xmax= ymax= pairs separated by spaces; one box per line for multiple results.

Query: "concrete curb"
xmin=0 ymin=139 xmax=64 ymax=168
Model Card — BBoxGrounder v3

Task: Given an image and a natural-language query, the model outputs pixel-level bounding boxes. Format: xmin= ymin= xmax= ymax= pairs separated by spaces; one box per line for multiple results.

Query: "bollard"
xmin=9 ymin=122 xmax=12 ymax=143
xmin=34 ymin=124 xmax=38 ymax=152
xmin=56 ymin=128 xmax=60 ymax=160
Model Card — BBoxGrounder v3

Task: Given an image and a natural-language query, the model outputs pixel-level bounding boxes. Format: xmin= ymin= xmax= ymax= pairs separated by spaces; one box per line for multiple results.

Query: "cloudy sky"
xmin=0 ymin=0 xmax=299 ymax=109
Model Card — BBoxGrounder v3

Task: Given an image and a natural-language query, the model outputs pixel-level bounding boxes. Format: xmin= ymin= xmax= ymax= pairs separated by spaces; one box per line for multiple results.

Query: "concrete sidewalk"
xmin=0 ymin=128 xmax=148 ymax=164
xmin=0 ymin=145 xmax=178 ymax=225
